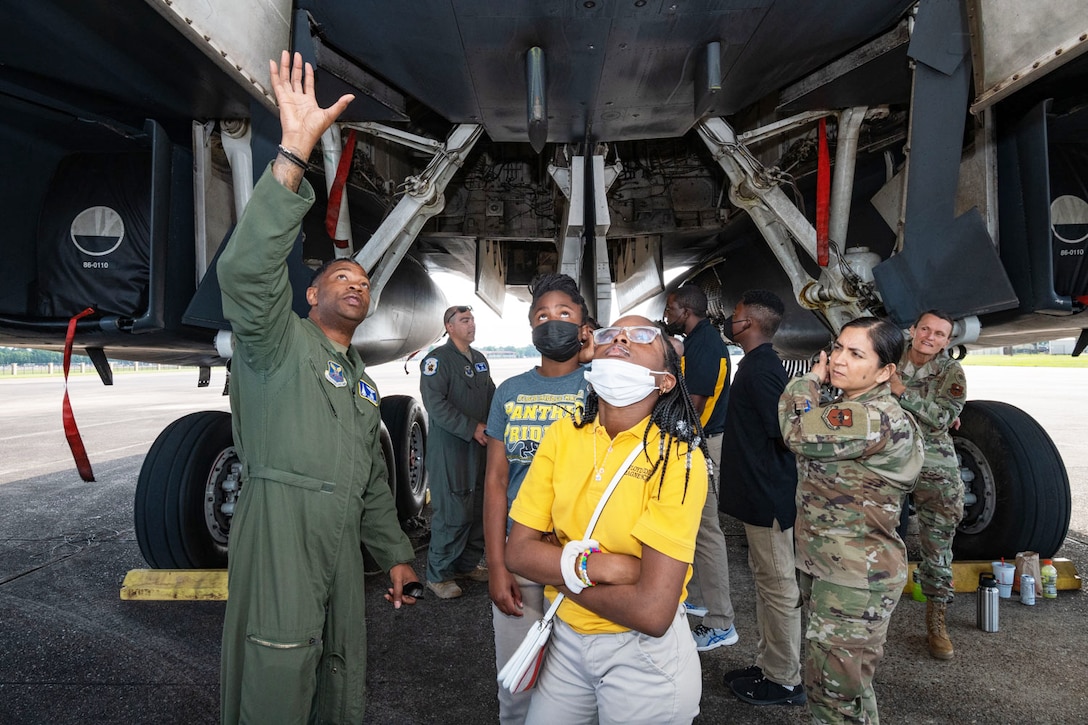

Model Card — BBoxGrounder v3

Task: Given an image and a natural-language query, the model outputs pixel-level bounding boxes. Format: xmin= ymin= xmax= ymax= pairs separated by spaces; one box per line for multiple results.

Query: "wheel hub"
xmin=204 ymin=445 xmax=241 ymax=548
xmin=955 ymin=437 xmax=996 ymax=535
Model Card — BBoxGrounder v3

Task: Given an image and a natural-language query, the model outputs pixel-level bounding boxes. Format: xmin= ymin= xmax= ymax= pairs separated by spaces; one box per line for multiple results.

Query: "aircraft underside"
xmin=1 ymin=0 xmax=1085 ymax=565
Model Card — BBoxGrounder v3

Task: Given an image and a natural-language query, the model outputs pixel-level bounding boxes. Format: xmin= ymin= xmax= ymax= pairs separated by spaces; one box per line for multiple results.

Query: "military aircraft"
xmin=2 ymin=0 xmax=1085 ymax=568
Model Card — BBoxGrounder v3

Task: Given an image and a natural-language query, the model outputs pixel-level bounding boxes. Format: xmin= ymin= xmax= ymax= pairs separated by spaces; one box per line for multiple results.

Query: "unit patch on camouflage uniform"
xmin=422 ymin=357 xmax=439 ymax=376
xmin=948 ymin=383 xmax=965 ymax=398
xmin=325 ymin=361 xmax=347 ymax=388
xmin=797 ymin=401 xmax=877 ymax=443
xmin=823 ymin=406 xmax=854 ymax=429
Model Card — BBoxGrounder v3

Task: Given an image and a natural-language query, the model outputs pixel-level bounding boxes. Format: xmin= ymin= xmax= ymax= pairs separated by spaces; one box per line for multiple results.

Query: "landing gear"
xmin=380 ymin=395 xmax=428 ymax=521
xmin=952 ymin=400 xmax=1070 ymax=559
xmin=134 ymin=403 xmax=430 ymax=569
xmin=134 ymin=411 xmax=236 ymax=569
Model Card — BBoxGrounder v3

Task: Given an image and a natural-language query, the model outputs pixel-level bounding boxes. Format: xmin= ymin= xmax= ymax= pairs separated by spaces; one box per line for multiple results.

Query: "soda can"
xmin=1021 ymin=574 xmax=1036 ymax=605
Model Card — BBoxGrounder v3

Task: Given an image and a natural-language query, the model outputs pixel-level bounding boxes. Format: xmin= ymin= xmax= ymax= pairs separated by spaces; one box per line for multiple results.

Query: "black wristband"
xmin=277 ymin=145 xmax=310 ymax=171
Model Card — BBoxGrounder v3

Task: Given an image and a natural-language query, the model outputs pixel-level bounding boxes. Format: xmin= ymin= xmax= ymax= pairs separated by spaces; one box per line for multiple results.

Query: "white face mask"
xmin=585 ymin=358 xmax=664 ymax=407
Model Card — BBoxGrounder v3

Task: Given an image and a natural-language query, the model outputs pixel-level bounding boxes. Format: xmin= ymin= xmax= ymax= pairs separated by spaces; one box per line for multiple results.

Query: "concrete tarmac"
xmin=1 ymin=363 xmax=1086 ymax=724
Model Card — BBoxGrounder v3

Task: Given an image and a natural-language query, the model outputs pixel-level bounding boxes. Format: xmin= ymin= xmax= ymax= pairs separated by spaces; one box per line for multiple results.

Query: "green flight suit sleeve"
xmin=899 ymin=359 xmax=966 ymax=433
xmin=218 ymin=165 xmax=315 ymax=374
xmin=778 ymin=373 xmax=886 ymax=461
xmin=359 ymin=456 xmax=415 ymax=571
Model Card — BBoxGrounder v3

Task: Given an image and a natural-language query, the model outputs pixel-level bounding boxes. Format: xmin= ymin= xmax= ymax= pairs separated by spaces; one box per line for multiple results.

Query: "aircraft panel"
xmin=968 ymin=0 xmax=1088 ymax=112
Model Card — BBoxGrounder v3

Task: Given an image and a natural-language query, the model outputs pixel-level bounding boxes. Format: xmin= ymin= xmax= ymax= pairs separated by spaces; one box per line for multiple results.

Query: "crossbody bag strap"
xmin=539 ymin=442 xmax=647 ymax=622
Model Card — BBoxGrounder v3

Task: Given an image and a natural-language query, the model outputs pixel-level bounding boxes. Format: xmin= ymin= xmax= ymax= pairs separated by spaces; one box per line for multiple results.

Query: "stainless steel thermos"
xmin=977 ymin=573 xmax=999 ymax=632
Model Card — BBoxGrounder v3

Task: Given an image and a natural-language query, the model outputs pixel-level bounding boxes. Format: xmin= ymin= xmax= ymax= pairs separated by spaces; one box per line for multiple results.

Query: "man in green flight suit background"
xmin=218 ymin=51 xmax=421 ymax=724
xmin=421 ymin=305 xmax=496 ymax=599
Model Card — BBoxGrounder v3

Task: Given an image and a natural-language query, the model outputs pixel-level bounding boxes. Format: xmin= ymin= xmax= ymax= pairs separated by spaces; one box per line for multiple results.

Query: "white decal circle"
xmin=1051 ymin=194 xmax=1088 ymax=245
xmin=70 ymin=206 xmax=125 ymax=257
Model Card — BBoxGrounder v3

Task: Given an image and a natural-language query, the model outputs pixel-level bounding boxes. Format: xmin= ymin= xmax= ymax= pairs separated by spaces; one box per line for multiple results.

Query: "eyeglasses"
xmin=444 ymin=305 xmax=472 ymax=324
xmin=592 ymin=326 xmax=663 ymax=345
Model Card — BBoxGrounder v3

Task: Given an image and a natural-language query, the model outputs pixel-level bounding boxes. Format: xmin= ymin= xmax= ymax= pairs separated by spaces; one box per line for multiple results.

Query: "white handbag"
xmin=497 ymin=443 xmax=645 ymax=694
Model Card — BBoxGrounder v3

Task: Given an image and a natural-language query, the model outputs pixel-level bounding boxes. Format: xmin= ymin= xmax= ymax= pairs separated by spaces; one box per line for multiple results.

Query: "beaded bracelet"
xmin=277 ymin=144 xmax=311 ymax=171
xmin=576 ymin=547 xmax=600 ymax=589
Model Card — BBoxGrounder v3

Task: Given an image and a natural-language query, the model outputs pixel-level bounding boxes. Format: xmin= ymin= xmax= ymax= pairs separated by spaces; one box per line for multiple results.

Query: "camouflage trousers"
xmin=914 ymin=465 xmax=965 ymax=603
xmin=799 ymin=572 xmax=902 ymax=724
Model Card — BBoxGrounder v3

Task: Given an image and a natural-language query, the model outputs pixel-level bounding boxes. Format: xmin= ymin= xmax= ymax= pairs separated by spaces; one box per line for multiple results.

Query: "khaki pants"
xmin=493 ymin=575 xmax=546 ymax=725
xmin=525 ymin=607 xmax=701 ymax=725
xmin=685 ymin=433 xmax=735 ymax=629
xmin=743 ymin=520 xmax=803 ymax=686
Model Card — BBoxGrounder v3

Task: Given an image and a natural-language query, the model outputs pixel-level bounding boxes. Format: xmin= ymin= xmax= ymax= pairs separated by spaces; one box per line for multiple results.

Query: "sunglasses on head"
xmin=444 ymin=305 xmax=473 ymax=324
xmin=592 ymin=325 xmax=663 ymax=345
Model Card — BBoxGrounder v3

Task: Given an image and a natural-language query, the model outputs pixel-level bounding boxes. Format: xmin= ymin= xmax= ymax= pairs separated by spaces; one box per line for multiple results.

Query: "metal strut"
xmin=548 ymin=149 xmax=621 ymax=322
xmin=342 ymin=122 xmax=484 ymax=314
xmin=695 ymin=113 xmax=873 ymax=332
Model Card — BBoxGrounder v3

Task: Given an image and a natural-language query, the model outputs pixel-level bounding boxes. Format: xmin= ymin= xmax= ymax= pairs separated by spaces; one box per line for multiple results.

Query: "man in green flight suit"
xmin=421 ymin=305 xmax=496 ymax=598
xmin=218 ymin=52 xmax=421 ymax=724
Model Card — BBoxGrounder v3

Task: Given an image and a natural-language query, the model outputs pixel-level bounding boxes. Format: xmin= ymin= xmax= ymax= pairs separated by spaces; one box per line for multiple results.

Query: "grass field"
xmin=961 ymin=354 xmax=1088 ymax=368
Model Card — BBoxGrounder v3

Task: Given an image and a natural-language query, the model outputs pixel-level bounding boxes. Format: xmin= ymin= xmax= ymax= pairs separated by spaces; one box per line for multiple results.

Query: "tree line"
xmin=0 ymin=348 xmax=90 ymax=365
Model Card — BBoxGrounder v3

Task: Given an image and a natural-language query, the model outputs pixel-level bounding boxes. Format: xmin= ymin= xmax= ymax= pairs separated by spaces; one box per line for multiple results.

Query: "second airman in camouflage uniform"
xmin=890 ymin=310 xmax=966 ymax=660
xmin=780 ymin=317 xmax=923 ymax=724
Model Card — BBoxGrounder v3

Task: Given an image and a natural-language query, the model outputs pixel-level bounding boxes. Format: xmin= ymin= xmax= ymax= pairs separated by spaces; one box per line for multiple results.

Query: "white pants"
xmin=493 ymin=576 xmax=546 ymax=724
xmin=524 ymin=606 xmax=701 ymax=725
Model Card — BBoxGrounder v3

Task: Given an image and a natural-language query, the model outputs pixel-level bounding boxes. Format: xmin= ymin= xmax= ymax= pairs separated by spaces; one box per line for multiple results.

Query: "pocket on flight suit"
xmin=242 ymin=632 xmax=323 ymax=720
xmin=315 ymin=651 xmax=349 ymax=723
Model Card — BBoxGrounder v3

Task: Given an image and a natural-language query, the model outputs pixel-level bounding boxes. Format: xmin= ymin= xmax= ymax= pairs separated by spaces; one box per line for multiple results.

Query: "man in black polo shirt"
xmin=719 ymin=290 xmax=805 ymax=707
xmin=663 ymin=284 xmax=738 ymax=651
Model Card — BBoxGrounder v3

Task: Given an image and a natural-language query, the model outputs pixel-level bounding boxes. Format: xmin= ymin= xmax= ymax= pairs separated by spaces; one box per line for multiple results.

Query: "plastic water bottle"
xmin=1041 ymin=559 xmax=1058 ymax=599
xmin=911 ymin=568 xmax=927 ymax=602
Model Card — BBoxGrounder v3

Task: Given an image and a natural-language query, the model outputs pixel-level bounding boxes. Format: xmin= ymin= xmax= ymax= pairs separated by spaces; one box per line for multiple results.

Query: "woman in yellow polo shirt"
xmin=506 ymin=315 xmax=710 ymax=725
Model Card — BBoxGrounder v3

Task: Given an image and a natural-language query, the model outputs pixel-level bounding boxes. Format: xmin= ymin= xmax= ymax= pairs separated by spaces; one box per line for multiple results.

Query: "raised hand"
xmin=268 ymin=50 xmax=354 ymax=159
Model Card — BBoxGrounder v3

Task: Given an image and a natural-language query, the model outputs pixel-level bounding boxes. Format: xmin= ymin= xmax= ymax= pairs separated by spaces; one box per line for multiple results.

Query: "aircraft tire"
xmin=135 ymin=410 xmax=234 ymax=569
xmin=951 ymin=400 xmax=1070 ymax=560
xmin=380 ymin=395 xmax=428 ymax=522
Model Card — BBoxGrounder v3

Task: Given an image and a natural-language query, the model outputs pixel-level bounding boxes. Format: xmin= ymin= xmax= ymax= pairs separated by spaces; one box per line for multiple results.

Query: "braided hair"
xmin=575 ymin=331 xmax=710 ymax=502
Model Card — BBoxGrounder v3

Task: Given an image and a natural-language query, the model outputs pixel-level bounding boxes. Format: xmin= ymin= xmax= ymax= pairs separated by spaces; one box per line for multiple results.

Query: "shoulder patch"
xmin=799 ymin=401 xmax=879 ymax=441
xmin=948 ymin=382 xmax=965 ymax=398
xmin=422 ymin=357 xmax=439 ymax=376
xmin=822 ymin=406 xmax=854 ymax=429
xmin=325 ymin=361 xmax=348 ymax=388
xmin=358 ymin=380 xmax=380 ymax=406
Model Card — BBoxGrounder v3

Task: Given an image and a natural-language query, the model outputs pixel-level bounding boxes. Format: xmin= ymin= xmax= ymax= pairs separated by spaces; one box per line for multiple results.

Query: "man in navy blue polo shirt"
xmin=663 ymin=283 xmax=738 ymax=651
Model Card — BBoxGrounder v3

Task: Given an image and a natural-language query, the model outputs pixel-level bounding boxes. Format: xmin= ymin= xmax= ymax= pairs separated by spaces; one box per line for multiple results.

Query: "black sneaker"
xmin=730 ymin=675 xmax=806 ymax=706
xmin=722 ymin=665 xmax=762 ymax=685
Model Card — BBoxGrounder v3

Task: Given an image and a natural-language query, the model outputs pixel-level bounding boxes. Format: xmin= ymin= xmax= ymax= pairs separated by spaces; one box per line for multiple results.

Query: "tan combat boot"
xmin=926 ymin=600 xmax=954 ymax=660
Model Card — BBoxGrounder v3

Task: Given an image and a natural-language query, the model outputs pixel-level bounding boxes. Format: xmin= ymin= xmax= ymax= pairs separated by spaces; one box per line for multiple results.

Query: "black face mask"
xmin=662 ymin=317 xmax=685 ymax=336
xmin=532 ymin=320 xmax=583 ymax=362
xmin=722 ymin=314 xmax=752 ymax=344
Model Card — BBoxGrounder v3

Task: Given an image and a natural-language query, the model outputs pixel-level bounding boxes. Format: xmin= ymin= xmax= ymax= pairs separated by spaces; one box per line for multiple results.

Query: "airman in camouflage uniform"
xmin=890 ymin=310 xmax=966 ymax=660
xmin=780 ymin=317 xmax=923 ymax=724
